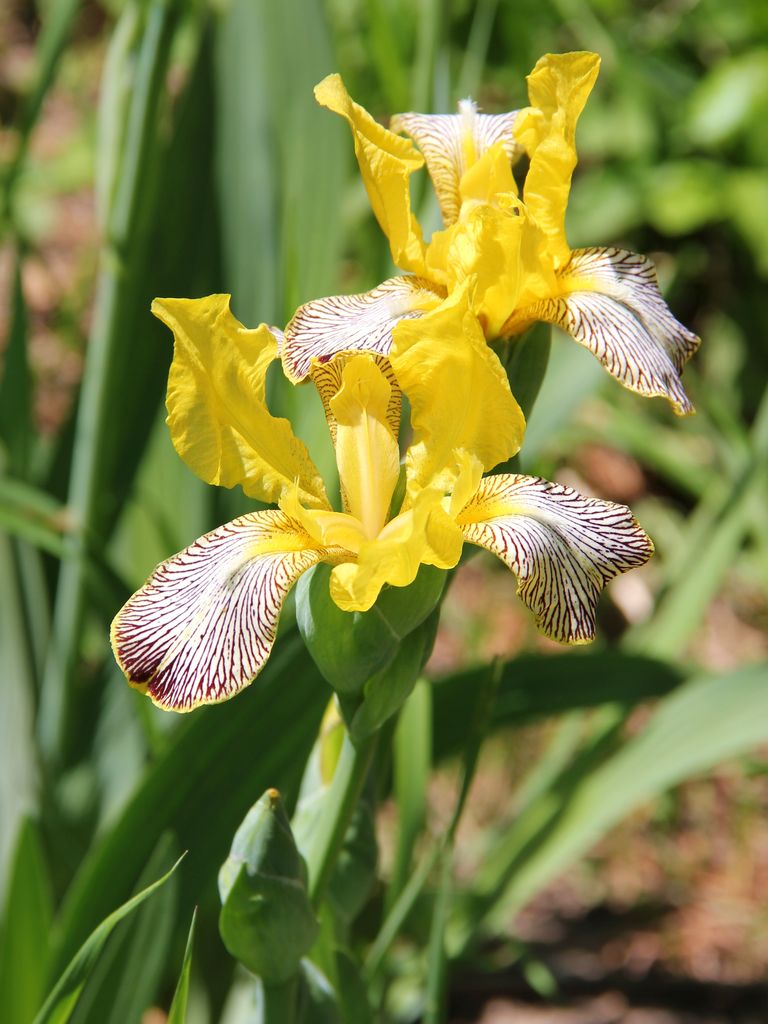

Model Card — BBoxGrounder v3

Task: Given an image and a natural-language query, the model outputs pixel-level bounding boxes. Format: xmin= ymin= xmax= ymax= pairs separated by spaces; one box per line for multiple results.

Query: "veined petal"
xmin=283 ymin=276 xmax=444 ymax=383
xmin=315 ymin=74 xmax=427 ymax=274
xmin=457 ymin=474 xmax=653 ymax=644
xmin=515 ymin=51 xmax=600 ymax=268
xmin=311 ymin=351 xmax=402 ymax=445
xmin=390 ymin=284 xmax=525 ymax=495
xmin=153 ymin=295 xmax=329 ymax=509
xmin=505 ymin=248 xmax=700 ymax=414
xmin=391 ymin=101 xmax=522 ymax=227
xmin=111 ymin=511 xmax=335 ymax=711
xmin=329 ymin=489 xmax=463 ymax=612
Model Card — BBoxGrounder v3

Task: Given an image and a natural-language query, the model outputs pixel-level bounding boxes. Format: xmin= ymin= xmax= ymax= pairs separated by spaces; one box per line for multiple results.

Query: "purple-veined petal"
xmin=283 ymin=276 xmax=444 ymax=382
xmin=458 ymin=473 xmax=653 ymax=643
xmin=111 ymin=511 xmax=336 ymax=711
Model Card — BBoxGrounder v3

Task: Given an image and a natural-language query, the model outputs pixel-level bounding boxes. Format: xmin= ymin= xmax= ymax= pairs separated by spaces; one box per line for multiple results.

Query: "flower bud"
xmin=296 ymin=562 xmax=446 ymax=695
xmin=218 ymin=789 xmax=319 ymax=984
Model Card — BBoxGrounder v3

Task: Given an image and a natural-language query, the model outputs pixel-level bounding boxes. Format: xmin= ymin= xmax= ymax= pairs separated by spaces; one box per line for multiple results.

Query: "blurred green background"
xmin=1 ymin=0 xmax=768 ymax=1021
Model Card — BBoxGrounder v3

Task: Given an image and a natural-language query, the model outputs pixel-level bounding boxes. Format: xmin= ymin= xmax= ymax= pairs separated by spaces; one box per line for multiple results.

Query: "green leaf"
xmin=66 ymin=835 xmax=180 ymax=1024
xmin=50 ymin=636 xmax=326 ymax=978
xmin=432 ymin=650 xmax=685 ymax=762
xmin=167 ymin=909 xmax=196 ymax=1024
xmin=0 ymin=819 xmax=53 ymax=1024
xmin=468 ymin=661 xmax=768 ymax=941
xmin=0 ymin=256 xmax=31 ymax=475
xmin=34 ymin=855 xmax=183 ymax=1024
xmin=686 ymin=49 xmax=768 ymax=148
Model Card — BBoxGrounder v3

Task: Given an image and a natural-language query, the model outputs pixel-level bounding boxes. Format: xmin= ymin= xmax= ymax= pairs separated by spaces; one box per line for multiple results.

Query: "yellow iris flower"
xmin=282 ymin=51 xmax=700 ymax=414
xmin=111 ymin=292 xmax=652 ymax=712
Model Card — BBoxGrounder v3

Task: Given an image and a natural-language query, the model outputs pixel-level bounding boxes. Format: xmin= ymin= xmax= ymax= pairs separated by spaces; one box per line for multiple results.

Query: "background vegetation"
xmin=1 ymin=0 xmax=767 ymax=1020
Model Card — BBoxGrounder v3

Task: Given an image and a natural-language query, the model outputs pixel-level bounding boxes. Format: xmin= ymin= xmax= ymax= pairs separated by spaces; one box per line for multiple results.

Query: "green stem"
xmin=262 ymin=976 xmax=298 ymax=1024
xmin=305 ymin=730 xmax=377 ymax=908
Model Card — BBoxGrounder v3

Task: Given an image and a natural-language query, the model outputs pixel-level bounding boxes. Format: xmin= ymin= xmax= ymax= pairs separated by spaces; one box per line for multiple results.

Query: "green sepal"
xmin=295 ymin=563 xmax=446 ymax=696
xmin=218 ymin=790 xmax=319 ymax=984
xmin=344 ymin=608 xmax=440 ymax=742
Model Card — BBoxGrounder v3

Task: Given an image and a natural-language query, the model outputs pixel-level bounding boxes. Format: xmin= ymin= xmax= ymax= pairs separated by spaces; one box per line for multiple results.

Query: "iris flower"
xmin=111 ymin=291 xmax=652 ymax=712
xmin=283 ymin=51 xmax=699 ymax=414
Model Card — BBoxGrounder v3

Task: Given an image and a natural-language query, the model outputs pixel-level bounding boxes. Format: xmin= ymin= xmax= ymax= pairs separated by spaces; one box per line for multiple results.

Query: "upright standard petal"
xmin=311 ymin=351 xmax=402 ymax=445
xmin=457 ymin=474 xmax=653 ymax=643
xmin=391 ymin=101 xmax=522 ymax=227
xmin=111 ymin=511 xmax=336 ymax=711
xmin=315 ymin=74 xmax=427 ymax=274
xmin=390 ymin=284 xmax=525 ymax=494
xmin=503 ymin=248 xmax=701 ymax=414
xmin=514 ymin=51 xmax=600 ymax=268
xmin=330 ymin=356 xmax=401 ymax=538
xmin=282 ymin=276 xmax=444 ymax=383
xmin=153 ymin=296 xmax=329 ymax=508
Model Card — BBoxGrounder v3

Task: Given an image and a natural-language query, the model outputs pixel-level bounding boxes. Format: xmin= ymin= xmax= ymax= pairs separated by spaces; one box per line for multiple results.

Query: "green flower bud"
xmin=218 ymin=789 xmax=319 ymax=984
xmin=296 ymin=563 xmax=446 ymax=695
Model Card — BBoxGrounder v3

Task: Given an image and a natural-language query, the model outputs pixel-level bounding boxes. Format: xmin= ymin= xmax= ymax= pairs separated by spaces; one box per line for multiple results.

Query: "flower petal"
xmin=311 ymin=351 xmax=402 ymax=445
xmin=111 ymin=511 xmax=335 ymax=711
xmin=315 ymin=74 xmax=427 ymax=273
xmin=283 ymin=275 xmax=444 ymax=383
xmin=153 ymin=295 xmax=329 ymax=508
xmin=505 ymin=247 xmax=700 ymax=414
xmin=391 ymin=101 xmax=522 ymax=226
xmin=329 ymin=489 xmax=463 ymax=612
xmin=515 ymin=51 xmax=600 ymax=268
xmin=390 ymin=284 xmax=525 ymax=494
xmin=458 ymin=473 xmax=653 ymax=643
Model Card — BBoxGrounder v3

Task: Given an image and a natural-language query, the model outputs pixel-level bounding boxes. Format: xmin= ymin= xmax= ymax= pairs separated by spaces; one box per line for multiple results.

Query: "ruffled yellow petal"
xmin=457 ymin=473 xmax=653 ymax=643
xmin=153 ymin=296 xmax=329 ymax=509
xmin=330 ymin=355 xmax=401 ymax=538
xmin=514 ymin=51 xmax=600 ymax=269
xmin=329 ymin=488 xmax=463 ymax=612
xmin=390 ymin=284 xmax=525 ymax=496
xmin=503 ymin=247 xmax=701 ymax=414
xmin=391 ymin=101 xmax=522 ymax=226
xmin=111 ymin=511 xmax=334 ymax=711
xmin=283 ymin=276 xmax=444 ymax=383
xmin=426 ymin=185 xmax=526 ymax=338
xmin=315 ymin=74 xmax=427 ymax=274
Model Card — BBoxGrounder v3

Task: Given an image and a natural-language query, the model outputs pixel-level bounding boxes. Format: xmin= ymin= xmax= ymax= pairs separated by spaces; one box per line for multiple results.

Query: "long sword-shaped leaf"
xmin=167 ymin=909 xmax=197 ymax=1024
xmin=0 ymin=819 xmax=53 ymax=1023
xmin=34 ymin=855 xmax=184 ymax=1024
xmin=461 ymin=660 xmax=768 ymax=947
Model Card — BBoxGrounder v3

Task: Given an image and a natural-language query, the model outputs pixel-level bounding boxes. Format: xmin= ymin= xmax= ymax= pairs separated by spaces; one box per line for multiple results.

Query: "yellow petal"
xmin=458 ymin=472 xmax=653 ymax=643
xmin=391 ymin=101 xmax=523 ymax=226
xmin=283 ymin=275 xmax=444 ymax=383
xmin=153 ymin=295 xmax=329 ymax=509
xmin=330 ymin=355 xmax=401 ymax=538
xmin=426 ymin=188 xmax=526 ymax=338
xmin=329 ymin=488 xmax=463 ymax=612
xmin=311 ymin=351 xmax=402 ymax=448
xmin=504 ymin=247 xmax=701 ymax=414
xmin=111 ymin=510 xmax=333 ymax=711
xmin=515 ymin=51 xmax=600 ymax=268
xmin=390 ymin=284 xmax=525 ymax=495
xmin=315 ymin=74 xmax=427 ymax=274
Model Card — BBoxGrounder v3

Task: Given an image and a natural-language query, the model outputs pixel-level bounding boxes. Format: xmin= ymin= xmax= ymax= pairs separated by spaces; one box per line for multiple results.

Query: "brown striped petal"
xmin=282 ymin=276 xmax=444 ymax=382
xmin=457 ymin=474 xmax=653 ymax=644
xmin=506 ymin=248 xmax=700 ymax=414
xmin=391 ymin=102 xmax=522 ymax=227
xmin=111 ymin=511 xmax=335 ymax=711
